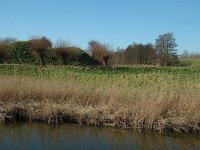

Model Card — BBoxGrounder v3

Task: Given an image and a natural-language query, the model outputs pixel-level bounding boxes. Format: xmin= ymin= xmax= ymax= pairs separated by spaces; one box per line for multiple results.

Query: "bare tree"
xmin=109 ymin=47 xmax=125 ymax=65
xmin=54 ymin=40 xmax=73 ymax=48
xmin=88 ymin=40 xmax=113 ymax=66
xmin=180 ymin=50 xmax=200 ymax=59
xmin=28 ymin=36 xmax=52 ymax=65
xmin=180 ymin=50 xmax=189 ymax=58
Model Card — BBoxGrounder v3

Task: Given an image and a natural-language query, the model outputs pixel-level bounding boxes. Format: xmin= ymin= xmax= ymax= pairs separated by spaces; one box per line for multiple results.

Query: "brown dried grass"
xmin=0 ymin=76 xmax=200 ymax=134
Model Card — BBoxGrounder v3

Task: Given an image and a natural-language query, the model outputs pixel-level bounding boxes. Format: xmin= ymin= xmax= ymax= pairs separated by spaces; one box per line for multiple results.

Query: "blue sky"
xmin=0 ymin=0 xmax=200 ymax=53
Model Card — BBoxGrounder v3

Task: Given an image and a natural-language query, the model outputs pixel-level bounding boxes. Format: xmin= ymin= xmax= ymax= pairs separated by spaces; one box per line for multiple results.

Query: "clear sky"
xmin=0 ymin=0 xmax=200 ymax=53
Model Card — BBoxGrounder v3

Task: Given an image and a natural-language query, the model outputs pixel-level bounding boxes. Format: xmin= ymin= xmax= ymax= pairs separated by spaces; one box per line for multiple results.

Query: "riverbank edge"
xmin=0 ymin=104 xmax=200 ymax=135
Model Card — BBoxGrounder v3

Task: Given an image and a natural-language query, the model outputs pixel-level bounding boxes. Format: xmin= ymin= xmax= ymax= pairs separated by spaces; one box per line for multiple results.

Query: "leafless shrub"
xmin=28 ymin=36 xmax=52 ymax=65
xmin=89 ymin=40 xmax=113 ymax=66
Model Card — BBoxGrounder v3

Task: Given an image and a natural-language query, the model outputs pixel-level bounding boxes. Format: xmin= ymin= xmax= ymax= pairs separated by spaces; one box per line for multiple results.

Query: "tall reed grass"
xmin=0 ymin=72 xmax=200 ymax=134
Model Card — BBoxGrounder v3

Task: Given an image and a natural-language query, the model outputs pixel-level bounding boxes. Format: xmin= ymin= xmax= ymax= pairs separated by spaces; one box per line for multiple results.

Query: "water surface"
xmin=0 ymin=123 xmax=199 ymax=150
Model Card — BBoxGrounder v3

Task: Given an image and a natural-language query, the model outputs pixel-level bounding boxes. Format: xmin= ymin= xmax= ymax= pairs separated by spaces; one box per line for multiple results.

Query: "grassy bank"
xmin=0 ymin=64 xmax=200 ymax=134
xmin=180 ymin=58 xmax=200 ymax=68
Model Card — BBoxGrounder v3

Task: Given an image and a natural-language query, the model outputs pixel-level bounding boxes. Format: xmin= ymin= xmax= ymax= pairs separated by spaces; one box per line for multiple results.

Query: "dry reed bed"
xmin=0 ymin=76 xmax=200 ymax=134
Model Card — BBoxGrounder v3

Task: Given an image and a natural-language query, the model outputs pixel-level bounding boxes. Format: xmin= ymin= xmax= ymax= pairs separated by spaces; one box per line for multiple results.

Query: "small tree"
xmin=155 ymin=33 xmax=178 ymax=66
xmin=28 ymin=36 xmax=52 ymax=65
xmin=88 ymin=40 xmax=113 ymax=66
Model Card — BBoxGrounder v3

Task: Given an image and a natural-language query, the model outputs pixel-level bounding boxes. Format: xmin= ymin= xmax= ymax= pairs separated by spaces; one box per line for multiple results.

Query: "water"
xmin=0 ymin=123 xmax=199 ymax=150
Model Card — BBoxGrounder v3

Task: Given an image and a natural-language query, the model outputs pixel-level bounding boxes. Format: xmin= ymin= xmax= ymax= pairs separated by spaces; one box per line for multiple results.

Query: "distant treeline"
xmin=0 ymin=33 xmax=180 ymax=66
xmin=180 ymin=50 xmax=200 ymax=59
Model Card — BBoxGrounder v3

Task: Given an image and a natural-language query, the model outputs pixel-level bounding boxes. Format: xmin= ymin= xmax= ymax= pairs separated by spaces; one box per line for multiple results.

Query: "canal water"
xmin=0 ymin=123 xmax=199 ymax=150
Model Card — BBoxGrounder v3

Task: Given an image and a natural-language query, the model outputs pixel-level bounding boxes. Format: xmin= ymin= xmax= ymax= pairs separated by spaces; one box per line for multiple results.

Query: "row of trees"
xmin=0 ymin=33 xmax=179 ymax=66
xmin=88 ymin=33 xmax=178 ymax=66
xmin=111 ymin=43 xmax=156 ymax=65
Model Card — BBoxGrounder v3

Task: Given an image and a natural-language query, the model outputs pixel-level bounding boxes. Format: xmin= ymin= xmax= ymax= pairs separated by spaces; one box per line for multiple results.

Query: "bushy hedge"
xmin=8 ymin=41 xmax=35 ymax=64
xmin=2 ymin=41 xmax=98 ymax=66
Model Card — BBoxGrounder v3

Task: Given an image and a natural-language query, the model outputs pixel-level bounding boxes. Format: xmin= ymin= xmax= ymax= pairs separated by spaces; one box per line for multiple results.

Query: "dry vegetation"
xmin=0 ymin=64 xmax=200 ymax=134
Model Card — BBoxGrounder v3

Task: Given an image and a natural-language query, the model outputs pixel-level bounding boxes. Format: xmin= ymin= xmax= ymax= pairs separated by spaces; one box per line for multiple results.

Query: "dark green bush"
xmin=8 ymin=41 xmax=36 ymax=64
xmin=78 ymin=50 xmax=99 ymax=65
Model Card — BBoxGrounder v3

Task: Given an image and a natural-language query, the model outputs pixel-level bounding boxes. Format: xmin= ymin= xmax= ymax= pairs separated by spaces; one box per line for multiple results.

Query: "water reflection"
xmin=0 ymin=123 xmax=199 ymax=150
